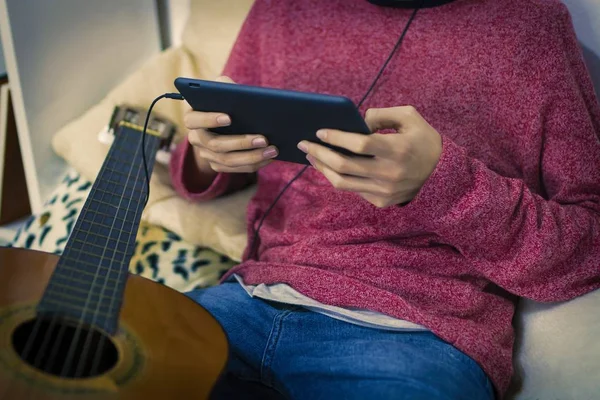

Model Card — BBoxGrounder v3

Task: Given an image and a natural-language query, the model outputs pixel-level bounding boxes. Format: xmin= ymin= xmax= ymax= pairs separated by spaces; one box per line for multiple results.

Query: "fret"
xmin=94 ymin=178 xmax=147 ymax=197
xmin=77 ymin=214 xmax=137 ymax=231
xmin=45 ymin=277 xmax=115 ymax=298
xmin=87 ymin=187 xmax=144 ymax=203
xmin=90 ymin=185 xmax=145 ymax=202
xmin=58 ymin=167 xmax=120 ymax=262
xmin=50 ymin=262 xmax=121 ymax=282
xmin=47 ymin=273 xmax=123 ymax=290
xmin=46 ymin=280 xmax=123 ymax=297
xmin=98 ymin=166 xmax=149 ymax=186
xmin=40 ymin=299 xmax=112 ymax=319
xmin=97 ymin=165 xmax=140 ymax=183
xmin=75 ymin=217 xmax=125 ymax=234
xmin=66 ymin=246 xmax=130 ymax=264
xmin=114 ymin=132 xmax=143 ymax=150
xmin=66 ymin=232 xmax=129 ymax=257
xmin=76 ymin=233 xmax=133 ymax=252
xmin=99 ymin=164 xmax=144 ymax=181
xmin=43 ymin=279 xmax=117 ymax=305
xmin=41 ymin=290 xmax=118 ymax=312
xmin=84 ymin=199 xmax=142 ymax=218
xmin=38 ymin=125 xmax=161 ymax=334
xmin=75 ymin=210 xmax=137 ymax=231
xmin=52 ymin=193 xmax=139 ymax=271
xmin=67 ymin=223 xmax=142 ymax=251
xmin=88 ymin=184 xmax=146 ymax=205
xmin=71 ymin=238 xmax=129 ymax=257
xmin=70 ymin=256 xmax=133 ymax=272
xmin=108 ymin=153 xmax=154 ymax=166
xmin=106 ymin=142 xmax=140 ymax=156
xmin=42 ymin=291 xmax=115 ymax=314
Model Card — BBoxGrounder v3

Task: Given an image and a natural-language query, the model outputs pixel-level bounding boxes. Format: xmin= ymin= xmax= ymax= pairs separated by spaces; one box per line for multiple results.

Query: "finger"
xmin=209 ymin=159 xmax=273 ymax=173
xmin=184 ymin=110 xmax=231 ymax=130
xmin=316 ymin=129 xmax=387 ymax=157
xmin=298 ymin=140 xmax=376 ymax=178
xmin=199 ymin=145 xmax=278 ymax=168
xmin=189 ymin=129 xmax=268 ymax=153
xmin=308 ymin=155 xmax=396 ymax=196
xmin=364 ymin=106 xmax=418 ymax=132
xmin=299 ymin=139 xmax=402 ymax=182
xmin=188 ymin=129 xmax=214 ymax=147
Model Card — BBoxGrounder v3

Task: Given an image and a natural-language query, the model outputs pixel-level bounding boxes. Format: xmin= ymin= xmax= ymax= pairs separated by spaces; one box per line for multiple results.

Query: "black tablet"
xmin=174 ymin=77 xmax=372 ymax=165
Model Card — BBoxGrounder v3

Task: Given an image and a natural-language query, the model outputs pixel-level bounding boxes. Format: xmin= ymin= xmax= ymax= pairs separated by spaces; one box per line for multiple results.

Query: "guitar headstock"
xmin=98 ymin=104 xmax=178 ymax=165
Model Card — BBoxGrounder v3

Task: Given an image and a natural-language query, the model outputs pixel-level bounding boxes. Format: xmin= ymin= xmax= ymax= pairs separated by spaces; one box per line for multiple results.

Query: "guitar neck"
xmin=37 ymin=124 xmax=161 ymax=334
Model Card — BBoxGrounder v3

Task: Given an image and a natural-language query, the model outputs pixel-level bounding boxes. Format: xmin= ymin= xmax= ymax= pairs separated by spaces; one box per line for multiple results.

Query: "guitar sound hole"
xmin=11 ymin=316 xmax=118 ymax=378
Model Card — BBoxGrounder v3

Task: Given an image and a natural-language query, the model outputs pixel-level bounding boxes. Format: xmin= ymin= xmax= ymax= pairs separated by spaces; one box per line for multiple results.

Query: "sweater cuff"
xmin=169 ymin=139 xmax=232 ymax=202
xmin=402 ymin=135 xmax=473 ymax=229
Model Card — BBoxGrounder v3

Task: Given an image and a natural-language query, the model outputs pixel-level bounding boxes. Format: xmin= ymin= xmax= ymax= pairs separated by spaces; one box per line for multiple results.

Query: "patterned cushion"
xmin=9 ymin=169 xmax=237 ymax=292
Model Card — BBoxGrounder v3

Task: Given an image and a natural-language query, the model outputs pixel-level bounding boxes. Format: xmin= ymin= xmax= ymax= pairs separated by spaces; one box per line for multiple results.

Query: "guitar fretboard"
xmin=37 ymin=125 xmax=161 ymax=334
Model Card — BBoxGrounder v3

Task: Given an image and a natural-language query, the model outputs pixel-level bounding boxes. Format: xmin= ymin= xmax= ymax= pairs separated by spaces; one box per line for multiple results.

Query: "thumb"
xmin=364 ymin=106 xmax=417 ymax=132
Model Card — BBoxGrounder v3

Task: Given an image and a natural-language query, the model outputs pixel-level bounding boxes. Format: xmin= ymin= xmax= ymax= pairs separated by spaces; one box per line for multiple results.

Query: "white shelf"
xmin=0 ymin=83 xmax=8 ymax=208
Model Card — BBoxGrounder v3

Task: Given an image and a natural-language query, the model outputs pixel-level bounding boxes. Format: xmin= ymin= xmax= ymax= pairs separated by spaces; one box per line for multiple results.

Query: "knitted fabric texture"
xmin=170 ymin=0 xmax=600 ymax=396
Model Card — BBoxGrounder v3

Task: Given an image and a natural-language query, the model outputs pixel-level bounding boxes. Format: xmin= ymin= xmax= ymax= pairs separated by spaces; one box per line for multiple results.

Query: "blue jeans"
xmin=187 ymin=282 xmax=495 ymax=400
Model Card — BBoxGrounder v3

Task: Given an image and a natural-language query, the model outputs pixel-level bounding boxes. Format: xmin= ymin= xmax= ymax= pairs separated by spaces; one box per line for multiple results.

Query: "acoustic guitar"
xmin=0 ymin=121 xmax=228 ymax=399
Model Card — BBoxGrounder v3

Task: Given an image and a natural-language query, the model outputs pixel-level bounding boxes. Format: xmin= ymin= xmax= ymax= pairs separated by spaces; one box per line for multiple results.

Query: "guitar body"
xmin=0 ymin=247 xmax=228 ymax=399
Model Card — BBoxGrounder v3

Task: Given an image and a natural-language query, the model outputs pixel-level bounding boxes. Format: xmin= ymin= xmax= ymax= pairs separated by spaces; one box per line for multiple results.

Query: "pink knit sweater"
xmin=170 ymin=0 xmax=600 ymax=396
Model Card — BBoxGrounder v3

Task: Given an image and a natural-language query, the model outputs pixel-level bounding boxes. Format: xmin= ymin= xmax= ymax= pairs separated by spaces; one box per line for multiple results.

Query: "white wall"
xmin=562 ymin=0 xmax=600 ymax=94
xmin=0 ymin=43 xmax=5 ymax=76
xmin=0 ymin=0 xmax=161 ymax=212
xmin=164 ymin=0 xmax=190 ymax=47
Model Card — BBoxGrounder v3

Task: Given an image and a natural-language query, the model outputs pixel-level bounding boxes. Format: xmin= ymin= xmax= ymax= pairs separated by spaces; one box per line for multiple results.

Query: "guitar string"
xmin=36 ymin=134 xmax=130 ymax=380
xmin=58 ymin=129 xmax=145 ymax=379
xmin=19 ymin=134 xmax=119 ymax=373
xmin=74 ymin=131 xmax=153 ymax=379
xmin=20 ymin=98 xmax=178 ymax=398
xmin=20 ymin=136 xmax=125 ymax=400
xmin=86 ymin=108 xmax=161 ymax=377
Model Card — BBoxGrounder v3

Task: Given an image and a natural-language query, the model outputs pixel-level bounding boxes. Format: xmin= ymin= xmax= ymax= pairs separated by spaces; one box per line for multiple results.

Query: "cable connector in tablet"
xmin=164 ymin=92 xmax=184 ymax=100
xmin=141 ymin=92 xmax=185 ymax=206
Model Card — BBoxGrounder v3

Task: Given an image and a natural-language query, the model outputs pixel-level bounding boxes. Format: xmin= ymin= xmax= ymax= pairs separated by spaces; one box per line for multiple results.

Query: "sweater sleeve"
xmin=168 ymin=1 xmax=263 ymax=202
xmin=169 ymin=139 xmax=256 ymax=202
xmin=404 ymin=6 xmax=600 ymax=303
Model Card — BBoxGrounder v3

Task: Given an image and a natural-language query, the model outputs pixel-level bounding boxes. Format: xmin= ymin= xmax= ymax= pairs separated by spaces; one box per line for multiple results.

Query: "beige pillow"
xmin=181 ymin=0 xmax=255 ymax=81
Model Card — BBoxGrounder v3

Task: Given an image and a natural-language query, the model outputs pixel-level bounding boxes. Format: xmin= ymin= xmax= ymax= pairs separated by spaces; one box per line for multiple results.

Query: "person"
xmin=169 ymin=0 xmax=600 ymax=398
